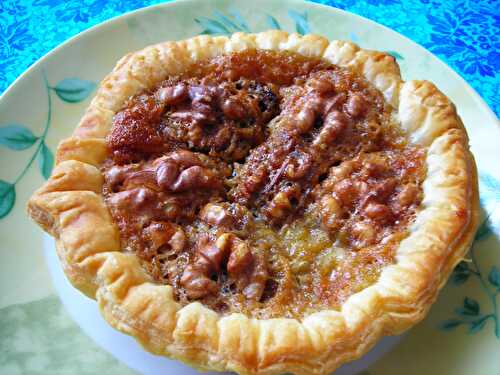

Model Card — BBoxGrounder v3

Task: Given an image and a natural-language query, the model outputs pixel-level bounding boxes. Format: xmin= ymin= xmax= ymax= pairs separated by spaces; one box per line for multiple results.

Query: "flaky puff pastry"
xmin=28 ymin=31 xmax=479 ymax=375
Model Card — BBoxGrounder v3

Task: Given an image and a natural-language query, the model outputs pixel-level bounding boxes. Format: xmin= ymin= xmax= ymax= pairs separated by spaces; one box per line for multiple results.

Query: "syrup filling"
xmin=102 ymin=50 xmax=426 ymax=319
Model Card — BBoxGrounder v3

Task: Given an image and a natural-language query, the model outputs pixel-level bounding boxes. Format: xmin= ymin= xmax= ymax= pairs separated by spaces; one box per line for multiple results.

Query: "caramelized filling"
xmin=102 ymin=50 xmax=426 ymax=319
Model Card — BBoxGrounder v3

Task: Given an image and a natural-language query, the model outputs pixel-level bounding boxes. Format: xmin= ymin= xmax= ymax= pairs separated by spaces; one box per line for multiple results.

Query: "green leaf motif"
xmin=0 ymin=124 xmax=38 ymax=150
xmin=488 ymin=266 xmax=500 ymax=289
xmin=463 ymin=297 xmax=480 ymax=316
xmin=213 ymin=10 xmax=244 ymax=32
xmin=288 ymin=10 xmax=310 ymax=35
xmin=469 ymin=317 xmax=488 ymax=334
xmin=195 ymin=17 xmax=231 ymax=35
xmin=229 ymin=10 xmax=250 ymax=32
xmin=196 ymin=11 xmax=251 ymax=36
xmin=386 ymin=50 xmax=404 ymax=60
xmin=266 ymin=15 xmax=281 ymax=30
xmin=452 ymin=271 xmax=470 ymax=285
xmin=451 ymin=261 xmax=471 ymax=285
xmin=475 ymin=215 xmax=493 ymax=241
xmin=479 ymin=173 xmax=500 ymax=202
xmin=480 ymin=173 xmax=500 ymax=192
xmin=38 ymin=142 xmax=54 ymax=180
xmin=455 ymin=306 xmax=478 ymax=317
xmin=440 ymin=319 xmax=462 ymax=331
xmin=0 ymin=180 xmax=16 ymax=219
xmin=53 ymin=78 xmax=95 ymax=103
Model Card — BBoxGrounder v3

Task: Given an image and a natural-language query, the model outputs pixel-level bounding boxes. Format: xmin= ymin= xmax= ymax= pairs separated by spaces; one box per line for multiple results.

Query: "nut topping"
xmin=102 ymin=49 xmax=425 ymax=318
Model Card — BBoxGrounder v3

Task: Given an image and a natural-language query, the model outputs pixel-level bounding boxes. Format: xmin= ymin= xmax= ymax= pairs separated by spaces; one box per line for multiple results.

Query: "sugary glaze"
xmin=102 ymin=49 xmax=426 ymax=319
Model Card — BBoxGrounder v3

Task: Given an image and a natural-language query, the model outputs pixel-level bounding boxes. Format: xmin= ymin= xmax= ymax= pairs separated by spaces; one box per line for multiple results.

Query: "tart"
xmin=27 ymin=31 xmax=479 ymax=374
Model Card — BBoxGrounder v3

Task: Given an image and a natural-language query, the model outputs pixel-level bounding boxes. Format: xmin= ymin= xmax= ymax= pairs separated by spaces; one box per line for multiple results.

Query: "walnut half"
xmin=180 ymin=233 xmax=268 ymax=301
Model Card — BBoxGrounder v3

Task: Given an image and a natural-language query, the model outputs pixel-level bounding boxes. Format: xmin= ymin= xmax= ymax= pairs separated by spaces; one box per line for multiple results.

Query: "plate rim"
xmin=1 ymin=1 xmax=498 ymax=373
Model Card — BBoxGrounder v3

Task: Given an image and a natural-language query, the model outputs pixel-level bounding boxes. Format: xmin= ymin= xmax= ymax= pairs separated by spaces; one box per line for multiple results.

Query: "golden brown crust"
xmin=27 ymin=31 xmax=479 ymax=375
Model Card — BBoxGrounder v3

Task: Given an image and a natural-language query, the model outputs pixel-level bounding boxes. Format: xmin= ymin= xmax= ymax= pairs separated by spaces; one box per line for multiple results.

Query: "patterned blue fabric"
xmin=0 ymin=0 xmax=498 ymax=117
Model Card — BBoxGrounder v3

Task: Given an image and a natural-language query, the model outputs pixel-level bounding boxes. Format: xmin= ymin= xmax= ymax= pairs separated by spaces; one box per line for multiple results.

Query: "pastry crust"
xmin=27 ymin=31 xmax=479 ymax=375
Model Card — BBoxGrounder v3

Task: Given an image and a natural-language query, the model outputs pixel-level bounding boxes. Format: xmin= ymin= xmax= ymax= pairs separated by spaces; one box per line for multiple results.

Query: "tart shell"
xmin=27 ymin=31 xmax=479 ymax=375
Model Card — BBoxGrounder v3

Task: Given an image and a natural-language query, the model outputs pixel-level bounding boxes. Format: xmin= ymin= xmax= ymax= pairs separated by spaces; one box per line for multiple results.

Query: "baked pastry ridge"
xmin=27 ymin=31 xmax=479 ymax=375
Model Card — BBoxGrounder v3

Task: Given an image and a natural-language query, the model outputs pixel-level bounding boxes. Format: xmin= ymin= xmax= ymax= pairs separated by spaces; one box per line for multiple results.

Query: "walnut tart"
xmin=27 ymin=31 xmax=479 ymax=375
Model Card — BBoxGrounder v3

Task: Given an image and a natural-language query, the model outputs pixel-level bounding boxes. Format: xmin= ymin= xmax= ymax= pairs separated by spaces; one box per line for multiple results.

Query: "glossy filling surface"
xmin=102 ymin=50 xmax=426 ymax=319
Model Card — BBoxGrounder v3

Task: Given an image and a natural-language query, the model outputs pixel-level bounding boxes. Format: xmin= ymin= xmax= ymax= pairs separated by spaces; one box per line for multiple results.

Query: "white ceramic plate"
xmin=1 ymin=1 xmax=499 ymax=374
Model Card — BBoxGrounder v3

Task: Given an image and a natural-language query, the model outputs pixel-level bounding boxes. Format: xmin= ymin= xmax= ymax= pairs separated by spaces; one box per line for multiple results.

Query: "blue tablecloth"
xmin=1 ymin=0 xmax=498 ymax=117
